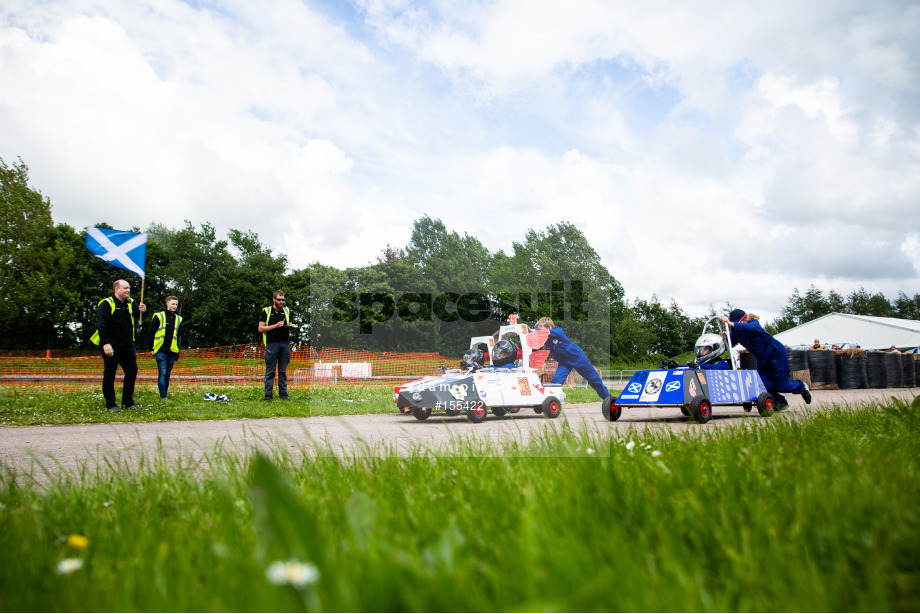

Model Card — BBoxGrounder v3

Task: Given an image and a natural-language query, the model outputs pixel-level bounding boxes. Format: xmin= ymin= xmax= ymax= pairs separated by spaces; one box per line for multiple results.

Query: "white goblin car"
xmin=393 ymin=323 xmax=565 ymax=423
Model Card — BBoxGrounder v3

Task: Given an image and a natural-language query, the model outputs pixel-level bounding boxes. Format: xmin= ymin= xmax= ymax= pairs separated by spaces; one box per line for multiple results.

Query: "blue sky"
xmin=2 ymin=0 xmax=919 ymax=321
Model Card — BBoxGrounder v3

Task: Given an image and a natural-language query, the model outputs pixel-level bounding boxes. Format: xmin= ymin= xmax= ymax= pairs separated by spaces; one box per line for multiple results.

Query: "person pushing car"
xmin=529 ymin=317 xmax=611 ymax=402
xmin=721 ymin=309 xmax=811 ymax=410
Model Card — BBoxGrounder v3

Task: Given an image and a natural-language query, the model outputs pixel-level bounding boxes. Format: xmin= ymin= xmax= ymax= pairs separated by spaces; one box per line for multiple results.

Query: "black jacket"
xmin=96 ymin=296 xmax=138 ymax=347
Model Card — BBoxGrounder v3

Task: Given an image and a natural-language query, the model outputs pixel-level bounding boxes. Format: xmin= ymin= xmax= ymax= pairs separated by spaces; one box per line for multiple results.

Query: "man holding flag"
xmin=96 ymin=279 xmax=146 ymax=411
xmin=85 ymin=227 xmax=148 ymax=412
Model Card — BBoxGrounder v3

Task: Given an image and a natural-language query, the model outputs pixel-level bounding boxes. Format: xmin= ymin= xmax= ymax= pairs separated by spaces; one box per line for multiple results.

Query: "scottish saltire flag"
xmin=84 ymin=227 xmax=147 ymax=279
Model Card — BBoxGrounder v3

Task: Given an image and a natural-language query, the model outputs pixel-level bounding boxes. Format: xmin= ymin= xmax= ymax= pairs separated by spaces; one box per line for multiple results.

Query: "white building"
xmin=773 ymin=313 xmax=920 ymax=351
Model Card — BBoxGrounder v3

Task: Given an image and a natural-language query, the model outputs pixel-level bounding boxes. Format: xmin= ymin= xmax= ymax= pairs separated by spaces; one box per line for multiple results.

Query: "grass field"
xmin=1 ymin=396 xmax=919 ymax=611
xmin=0 ymin=386 xmax=606 ymax=427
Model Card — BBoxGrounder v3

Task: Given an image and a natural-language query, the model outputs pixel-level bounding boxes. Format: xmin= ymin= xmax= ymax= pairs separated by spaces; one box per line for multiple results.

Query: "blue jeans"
xmin=155 ymin=351 xmax=179 ymax=398
xmin=264 ymin=341 xmax=291 ymax=399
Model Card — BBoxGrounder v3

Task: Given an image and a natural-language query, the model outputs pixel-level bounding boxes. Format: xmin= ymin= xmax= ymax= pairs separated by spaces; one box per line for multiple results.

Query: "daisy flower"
xmin=266 ymin=560 xmax=320 ymax=588
xmin=57 ymin=558 xmax=84 ymax=575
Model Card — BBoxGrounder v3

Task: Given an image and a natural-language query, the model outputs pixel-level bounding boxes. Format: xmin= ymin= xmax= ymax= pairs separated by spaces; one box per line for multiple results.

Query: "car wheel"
xmin=466 ymin=401 xmax=487 ymax=423
xmin=541 ymin=397 xmax=562 ymax=419
xmin=690 ymin=396 xmax=712 ymax=424
xmin=602 ymin=396 xmax=621 ymax=422
xmin=680 ymin=405 xmax=691 ymax=417
xmin=491 ymin=406 xmax=508 ymax=417
xmin=444 ymin=408 xmax=461 ymax=416
xmin=742 ymin=402 xmax=752 ymax=413
xmin=756 ymin=392 xmax=774 ymax=418
xmin=412 ymin=406 xmax=432 ymax=421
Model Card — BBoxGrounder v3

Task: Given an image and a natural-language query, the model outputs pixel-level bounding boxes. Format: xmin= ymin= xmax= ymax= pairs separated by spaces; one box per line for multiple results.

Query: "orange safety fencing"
xmin=0 ymin=345 xmax=465 ymax=394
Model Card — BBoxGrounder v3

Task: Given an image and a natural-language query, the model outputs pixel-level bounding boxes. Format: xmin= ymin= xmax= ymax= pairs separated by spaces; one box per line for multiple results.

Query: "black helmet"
xmin=461 ymin=348 xmax=483 ymax=369
xmin=694 ymin=333 xmax=726 ymax=365
xmin=491 ymin=340 xmax=517 ymax=367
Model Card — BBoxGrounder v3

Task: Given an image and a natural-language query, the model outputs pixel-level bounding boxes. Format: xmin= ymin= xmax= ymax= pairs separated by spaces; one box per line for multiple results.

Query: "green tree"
xmin=777 ymin=285 xmax=830 ymax=327
xmin=282 ymin=267 xmax=310 ymax=347
xmin=894 ymin=291 xmax=920 ymax=321
xmin=801 ymin=285 xmax=831 ymax=322
xmin=302 ymin=262 xmax=352 ymax=350
xmin=827 ymin=289 xmax=847 ymax=313
xmin=145 ymin=222 xmax=287 ymax=348
xmin=632 ymin=296 xmax=684 ymax=357
xmin=225 ymin=228 xmax=289 ymax=344
xmin=847 ymin=287 xmax=873 ymax=315
xmin=488 ymin=222 xmax=621 ymax=364
xmin=0 ymin=158 xmax=86 ymax=349
xmin=403 ymin=216 xmax=494 ymax=356
xmin=609 ymin=298 xmax=652 ymax=360
xmin=867 ymin=292 xmax=894 ymax=317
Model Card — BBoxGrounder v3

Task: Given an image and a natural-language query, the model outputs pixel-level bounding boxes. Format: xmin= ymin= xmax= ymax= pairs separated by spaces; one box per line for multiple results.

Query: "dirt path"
xmin=1 ymin=388 xmax=917 ymax=484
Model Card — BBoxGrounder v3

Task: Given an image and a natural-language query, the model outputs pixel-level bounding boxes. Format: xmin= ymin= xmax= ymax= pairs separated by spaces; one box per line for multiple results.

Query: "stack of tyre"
xmin=806 ymin=349 xmax=838 ymax=390
xmin=789 ymin=348 xmax=920 ymax=390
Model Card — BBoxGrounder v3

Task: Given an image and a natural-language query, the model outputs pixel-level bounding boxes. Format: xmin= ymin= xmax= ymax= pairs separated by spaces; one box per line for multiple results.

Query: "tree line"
xmin=765 ymin=285 xmax=920 ymax=333
xmin=2 ymin=157 xmax=916 ymax=362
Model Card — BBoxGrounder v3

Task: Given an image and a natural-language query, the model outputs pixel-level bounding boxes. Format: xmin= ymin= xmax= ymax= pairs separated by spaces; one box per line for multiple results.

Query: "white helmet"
xmin=694 ymin=333 xmax=726 ymax=365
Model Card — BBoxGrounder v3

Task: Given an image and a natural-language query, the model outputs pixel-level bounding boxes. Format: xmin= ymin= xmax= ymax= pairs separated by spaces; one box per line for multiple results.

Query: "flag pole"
xmin=139 ymin=277 xmax=145 ymax=326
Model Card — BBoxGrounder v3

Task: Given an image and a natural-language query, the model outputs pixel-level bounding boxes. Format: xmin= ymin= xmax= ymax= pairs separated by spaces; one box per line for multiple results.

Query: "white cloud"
xmin=2 ymin=0 xmax=919 ymax=323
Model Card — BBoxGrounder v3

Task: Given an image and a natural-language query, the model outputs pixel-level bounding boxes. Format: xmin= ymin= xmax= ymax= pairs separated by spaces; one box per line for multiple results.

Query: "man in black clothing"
xmin=257 ymin=290 xmax=298 ymax=400
xmin=146 ymin=295 xmax=187 ymax=399
xmin=96 ymin=279 xmax=146 ymax=412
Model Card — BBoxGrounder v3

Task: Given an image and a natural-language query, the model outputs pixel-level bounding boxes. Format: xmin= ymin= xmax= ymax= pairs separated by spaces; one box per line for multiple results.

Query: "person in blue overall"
xmin=532 ymin=317 xmax=611 ymax=401
xmin=721 ymin=309 xmax=812 ymax=409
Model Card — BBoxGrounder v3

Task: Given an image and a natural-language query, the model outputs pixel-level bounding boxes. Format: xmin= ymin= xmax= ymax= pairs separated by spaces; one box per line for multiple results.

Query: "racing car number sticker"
xmin=639 ymin=370 xmax=668 ymax=403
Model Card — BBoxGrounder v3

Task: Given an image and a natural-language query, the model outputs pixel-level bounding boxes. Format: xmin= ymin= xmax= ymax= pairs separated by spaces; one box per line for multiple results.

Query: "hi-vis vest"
xmin=152 ymin=311 xmax=183 ymax=353
xmin=90 ymin=297 xmax=135 ymax=345
xmin=262 ymin=306 xmax=290 ymax=345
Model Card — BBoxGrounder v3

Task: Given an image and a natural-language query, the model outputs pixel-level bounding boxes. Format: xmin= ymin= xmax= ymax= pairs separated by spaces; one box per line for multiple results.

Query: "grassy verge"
xmin=2 ymin=397 xmax=919 ymax=611
xmin=0 ymin=386 xmax=607 ymax=427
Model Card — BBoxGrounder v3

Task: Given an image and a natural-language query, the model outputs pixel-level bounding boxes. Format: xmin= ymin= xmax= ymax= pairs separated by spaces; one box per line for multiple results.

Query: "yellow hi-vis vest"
xmin=90 ymin=297 xmax=135 ymax=345
xmin=262 ymin=306 xmax=290 ymax=345
xmin=152 ymin=311 xmax=183 ymax=353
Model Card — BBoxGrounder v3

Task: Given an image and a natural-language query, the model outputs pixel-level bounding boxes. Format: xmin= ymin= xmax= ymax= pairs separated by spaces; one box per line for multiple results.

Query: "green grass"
xmin=0 ymin=386 xmax=606 ymax=426
xmin=2 ymin=397 xmax=919 ymax=611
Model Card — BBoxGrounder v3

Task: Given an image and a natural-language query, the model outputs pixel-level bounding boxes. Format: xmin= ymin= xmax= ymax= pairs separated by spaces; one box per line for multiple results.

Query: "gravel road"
xmin=1 ymin=387 xmax=917 ymax=484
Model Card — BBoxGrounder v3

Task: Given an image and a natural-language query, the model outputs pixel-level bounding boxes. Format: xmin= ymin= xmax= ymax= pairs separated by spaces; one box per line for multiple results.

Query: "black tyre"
xmin=680 ymin=405 xmax=691 ymax=417
xmin=742 ymin=402 xmax=752 ymax=413
xmin=491 ymin=406 xmax=508 ymax=418
xmin=541 ymin=396 xmax=562 ymax=419
xmin=444 ymin=408 xmax=462 ymax=416
xmin=466 ymin=401 xmax=487 ymax=423
xmin=412 ymin=406 xmax=432 ymax=421
xmin=690 ymin=396 xmax=712 ymax=424
xmin=756 ymin=392 xmax=774 ymax=418
xmin=533 ymin=405 xmax=543 ymax=414
xmin=399 ymin=404 xmax=413 ymax=414
xmin=602 ymin=396 xmax=622 ymax=422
